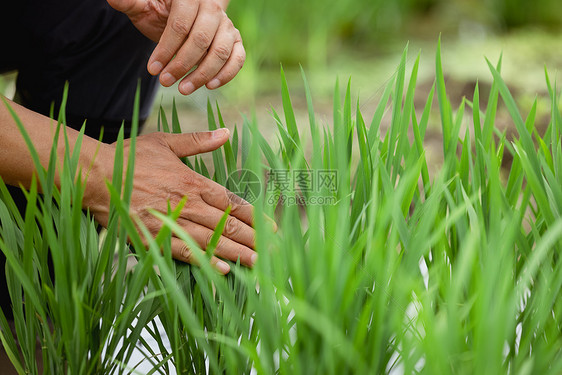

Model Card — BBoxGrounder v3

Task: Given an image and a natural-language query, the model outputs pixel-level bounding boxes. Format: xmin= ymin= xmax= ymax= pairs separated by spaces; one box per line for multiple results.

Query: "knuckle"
xmin=191 ymin=176 xmax=207 ymax=192
xmin=192 ymin=30 xmax=213 ymax=51
xmin=234 ymin=51 xmax=246 ymax=68
xmin=234 ymin=28 xmax=242 ymax=40
xmin=205 ymin=231 xmax=215 ymax=248
xmin=171 ymin=18 xmax=192 ymax=36
xmin=226 ymin=190 xmax=246 ymax=207
xmin=190 ymin=131 xmax=204 ymax=148
xmin=180 ymin=244 xmax=193 ymax=263
xmin=196 ymin=69 xmax=212 ymax=83
xmin=229 ymin=202 xmax=249 ymax=219
xmin=169 ymin=59 xmax=193 ymax=77
xmin=157 ymin=45 xmax=176 ymax=60
xmin=216 ymin=236 xmax=227 ymax=251
xmin=212 ymin=45 xmax=231 ymax=63
xmin=229 ymin=201 xmax=242 ymax=214
xmin=182 ymin=175 xmax=204 ymax=196
xmin=223 ymin=16 xmax=234 ymax=29
xmin=219 ymin=190 xmax=233 ymax=207
xmin=223 ymin=216 xmax=240 ymax=238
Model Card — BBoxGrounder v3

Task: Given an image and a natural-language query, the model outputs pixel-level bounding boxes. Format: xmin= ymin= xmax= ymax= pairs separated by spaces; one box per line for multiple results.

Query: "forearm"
xmin=0 ymin=97 xmax=111 ymax=204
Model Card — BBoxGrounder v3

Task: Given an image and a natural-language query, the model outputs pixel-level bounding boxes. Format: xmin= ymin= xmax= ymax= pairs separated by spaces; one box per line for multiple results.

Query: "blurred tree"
xmin=225 ymin=0 xmax=562 ymax=95
xmin=488 ymin=0 xmax=562 ymax=29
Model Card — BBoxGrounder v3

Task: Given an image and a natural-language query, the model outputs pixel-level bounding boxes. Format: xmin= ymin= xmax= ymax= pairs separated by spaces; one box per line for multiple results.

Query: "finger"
xmin=206 ymin=33 xmax=245 ymax=90
xmin=180 ymin=220 xmax=257 ymax=267
xmin=178 ymin=18 xmax=236 ymax=95
xmin=171 ymin=237 xmax=231 ymax=274
xmin=163 ymin=129 xmax=230 ymax=158
xmin=201 ymin=183 xmax=278 ymax=233
xmin=182 ymin=200 xmax=255 ymax=248
xmin=160 ymin=3 xmax=222 ymax=89
xmin=201 ymin=182 xmax=254 ymax=227
xmin=147 ymin=0 xmax=199 ymax=78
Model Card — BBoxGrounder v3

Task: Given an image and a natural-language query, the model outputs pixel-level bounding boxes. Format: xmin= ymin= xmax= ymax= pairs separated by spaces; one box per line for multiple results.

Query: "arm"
xmin=0 ymin=97 xmax=257 ymax=274
xmin=0 ymin=97 xmax=105 ymax=195
xmin=107 ymin=0 xmax=245 ymax=95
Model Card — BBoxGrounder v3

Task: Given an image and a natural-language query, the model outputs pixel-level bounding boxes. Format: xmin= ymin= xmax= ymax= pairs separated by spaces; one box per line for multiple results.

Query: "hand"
xmin=107 ymin=0 xmax=245 ymax=95
xmin=87 ymin=129 xmax=256 ymax=274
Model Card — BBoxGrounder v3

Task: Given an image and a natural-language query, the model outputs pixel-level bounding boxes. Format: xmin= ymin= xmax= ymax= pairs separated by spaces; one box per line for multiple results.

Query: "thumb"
xmin=165 ymin=129 xmax=230 ymax=158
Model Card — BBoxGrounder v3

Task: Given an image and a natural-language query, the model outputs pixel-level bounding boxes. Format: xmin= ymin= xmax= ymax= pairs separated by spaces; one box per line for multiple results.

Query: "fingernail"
xmin=180 ymin=81 xmax=195 ymax=95
xmin=217 ymin=260 xmax=230 ymax=274
xmin=213 ymin=128 xmax=230 ymax=139
xmin=148 ymin=61 xmax=163 ymax=75
xmin=207 ymin=78 xmax=221 ymax=89
xmin=251 ymin=253 xmax=258 ymax=265
xmin=160 ymin=72 xmax=176 ymax=87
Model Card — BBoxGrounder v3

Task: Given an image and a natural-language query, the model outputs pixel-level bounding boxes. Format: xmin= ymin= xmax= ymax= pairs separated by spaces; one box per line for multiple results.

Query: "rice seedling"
xmin=2 ymin=39 xmax=562 ymax=374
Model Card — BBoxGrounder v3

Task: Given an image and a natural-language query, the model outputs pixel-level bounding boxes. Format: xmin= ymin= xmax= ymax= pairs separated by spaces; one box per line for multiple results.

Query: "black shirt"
xmin=1 ymin=0 xmax=159 ymax=139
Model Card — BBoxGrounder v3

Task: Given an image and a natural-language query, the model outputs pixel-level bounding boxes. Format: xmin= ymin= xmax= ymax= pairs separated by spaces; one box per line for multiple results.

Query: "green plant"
xmin=3 ymin=40 xmax=562 ymax=374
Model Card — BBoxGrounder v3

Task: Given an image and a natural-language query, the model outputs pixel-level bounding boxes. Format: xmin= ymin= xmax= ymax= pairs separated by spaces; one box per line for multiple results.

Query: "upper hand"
xmin=107 ymin=0 xmax=245 ymax=95
xmin=87 ymin=129 xmax=256 ymax=275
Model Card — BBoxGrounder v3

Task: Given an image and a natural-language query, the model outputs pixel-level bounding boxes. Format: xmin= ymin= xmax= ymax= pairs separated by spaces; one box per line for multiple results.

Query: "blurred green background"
xmin=228 ymin=0 xmax=562 ymax=69
xmin=149 ymin=0 xmax=562 ymax=142
xmin=220 ymin=0 xmax=562 ymax=96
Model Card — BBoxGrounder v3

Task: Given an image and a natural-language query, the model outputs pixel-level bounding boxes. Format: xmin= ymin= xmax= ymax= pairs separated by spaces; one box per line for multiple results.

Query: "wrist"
xmin=79 ymin=140 xmax=115 ymax=223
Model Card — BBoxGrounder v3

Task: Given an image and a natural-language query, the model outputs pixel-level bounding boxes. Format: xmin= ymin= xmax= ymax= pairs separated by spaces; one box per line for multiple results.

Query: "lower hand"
xmin=87 ymin=129 xmax=256 ymax=274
